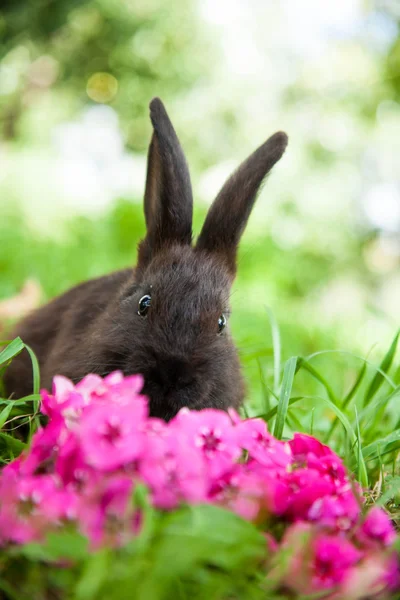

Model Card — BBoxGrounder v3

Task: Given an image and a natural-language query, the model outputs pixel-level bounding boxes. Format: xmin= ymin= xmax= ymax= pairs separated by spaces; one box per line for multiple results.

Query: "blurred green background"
xmin=1 ymin=0 xmax=400 ymax=416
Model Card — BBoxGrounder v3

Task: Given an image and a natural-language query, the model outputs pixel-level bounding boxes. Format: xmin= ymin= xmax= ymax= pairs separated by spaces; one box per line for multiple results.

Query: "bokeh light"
xmin=86 ymin=72 xmax=119 ymax=103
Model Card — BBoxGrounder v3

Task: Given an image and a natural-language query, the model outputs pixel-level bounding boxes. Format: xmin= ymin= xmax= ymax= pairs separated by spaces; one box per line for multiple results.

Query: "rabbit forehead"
xmin=141 ymin=245 xmax=232 ymax=310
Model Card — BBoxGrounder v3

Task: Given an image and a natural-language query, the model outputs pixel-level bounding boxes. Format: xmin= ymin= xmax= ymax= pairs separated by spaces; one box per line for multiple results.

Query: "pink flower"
xmin=41 ymin=372 xmax=146 ymax=427
xmin=2 ymin=419 xmax=65 ymax=480
xmin=339 ymin=552 xmax=400 ymax=599
xmin=139 ymin=429 xmax=208 ymax=509
xmin=0 ymin=472 xmax=77 ymax=544
xmin=77 ymin=475 xmax=135 ymax=548
xmin=78 ymin=402 xmax=146 ymax=471
xmin=316 ymin=454 xmax=347 ymax=486
xmin=284 ymin=468 xmax=335 ymax=520
xmin=280 ymin=523 xmax=362 ymax=595
xmin=356 ymin=507 xmax=397 ymax=548
xmin=41 ymin=375 xmax=84 ymax=424
xmin=19 ymin=419 xmax=65 ymax=476
xmin=75 ymin=374 xmax=108 ymax=402
xmin=171 ymin=408 xmax=241 ymax=479
xmin=93 ymin=372 xmax=146 ymax=408
xmin=290 ymin=432 xmax=333 ymax=459
xmin=244 ymin=462 xmax=290 ymax=516
xmin=235 ymin=418 xmax=292 ymax=471
xmin=55 ymin=431 xmax=90 ymax=488
xmin=308 ymin=488 xmax=361 ymax=531
xmin=209 ymin=463 xmax=289 ymax=521
xmin=261 ymin=473 xmax=291 ymax=516
xmin=209 ymin=466 xmax=265 ymax=521
xmin=312 ymin=534 xmax=362 ymax=590
xmin=290 ymin=433 xmax=347 ymax=486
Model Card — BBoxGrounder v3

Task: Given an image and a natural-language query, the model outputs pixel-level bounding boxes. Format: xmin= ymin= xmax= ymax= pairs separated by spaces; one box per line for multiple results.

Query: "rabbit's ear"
xmin=196 ymin=131 xmax=288 ymax=273
xmin=138 ymin=98 xmax=193 ymax=267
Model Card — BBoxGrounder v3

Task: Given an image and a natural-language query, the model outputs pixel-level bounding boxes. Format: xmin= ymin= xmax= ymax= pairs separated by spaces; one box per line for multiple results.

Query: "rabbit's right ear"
xmin=196 ymin=131 xmax=288 ymax=274
xmin=137 ymin=98 xmax=193 ymax=269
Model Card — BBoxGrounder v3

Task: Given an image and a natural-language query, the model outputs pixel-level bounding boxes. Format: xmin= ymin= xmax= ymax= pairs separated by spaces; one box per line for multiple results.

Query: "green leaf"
xmin=0 ymin=431 xmax=26 ymax=455
xmin=354 ymin=406 xmax=368 ymax=488
xmin=392 ymin=363 xmax=400 ymax=384
xmin=286 ymin=412 xmax=303 ymax=434
xmin=0 ymin=394 xmax=41 ymax=406
xmin=136 ymin=504 xmax=265 ymax=600
xmin=376 ymin=476 xmax=400 ymax=506
xmin=309 ymin=407 xmax=315 ymax=436
xmin=257 ymin=395 xmax=304 ymax=422
xmin=343 ymin=361 xmax=368 ymax=407
xmin=364 ymin=330 xmax=399 ymax=406
xmin=274 ymin=356 xmax=297 ymax=440
xmin=24 ymin=343 xmax=41 ymax=397
xmin=0 ymin=402 xmax=14 ymax=429
xmin=0 ymin=337 xmax=24 ymax=368
xmin=357 ymin=385 xmax=400 ymax=430
xmin=305 ymin=349 xmax=397 ymax=391
xmin=326 ymin=361 xmax=367 ymax=443
xmin=75 ymin=549 xmax=111 ymax=600
xmin=362 ymin=430 xmax=400 ymax=462
xmin=20 ymin=530 xmax=89 ymax=562
xmin=0 ymin=577 xmax=23 ymax=600
xmin=131 ymin=483 xmax=156 ymax=553
xmin=318 ymin=397 xmax=356 ymax=442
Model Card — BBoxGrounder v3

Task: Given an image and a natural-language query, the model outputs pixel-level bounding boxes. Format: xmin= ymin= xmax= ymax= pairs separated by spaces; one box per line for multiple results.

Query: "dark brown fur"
xmin=4 ymin=98 xmax=288 ymax=420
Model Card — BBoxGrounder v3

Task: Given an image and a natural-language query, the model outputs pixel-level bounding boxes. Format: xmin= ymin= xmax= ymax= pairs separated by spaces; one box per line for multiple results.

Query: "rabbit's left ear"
xmin=196 ymin=131 xmax=288 ymax=274
xmin=138 ymin=98 xmax=193 ymax=267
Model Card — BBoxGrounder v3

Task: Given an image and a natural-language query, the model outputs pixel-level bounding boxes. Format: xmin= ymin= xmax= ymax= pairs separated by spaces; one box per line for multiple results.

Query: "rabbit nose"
xmin=152 ymin=358 xmax=194 ymax=390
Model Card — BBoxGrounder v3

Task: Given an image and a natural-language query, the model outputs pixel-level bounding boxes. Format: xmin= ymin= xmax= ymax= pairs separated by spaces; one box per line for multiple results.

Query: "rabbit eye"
xmin=218 ymin=314 xmax=227 ymax=334
xmin=138 ymin=294 xmax=151 ymax=317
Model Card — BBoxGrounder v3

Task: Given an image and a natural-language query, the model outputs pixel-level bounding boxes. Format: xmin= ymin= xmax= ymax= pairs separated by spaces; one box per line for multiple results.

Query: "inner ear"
xmin=138 ymin=98 xmax=193 ymax=269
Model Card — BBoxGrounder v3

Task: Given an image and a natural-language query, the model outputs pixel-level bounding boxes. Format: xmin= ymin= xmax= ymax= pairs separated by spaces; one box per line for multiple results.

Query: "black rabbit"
xmin=4 ymin=98 xmax=288 ymax=420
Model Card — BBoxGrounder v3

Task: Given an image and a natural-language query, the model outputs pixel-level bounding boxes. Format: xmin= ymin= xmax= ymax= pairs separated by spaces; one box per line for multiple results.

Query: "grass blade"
xmin=309 ymin=407 xmax=315 ymax=436
xmin=356 ymin=385 xmax=400 ymax=430
xmin=0 ymin=402 xmax=14 ymax=429
xmin=305 ymin=349 xmax=397 ymax=391
xmin=316 ymin=396 xmax=356 ymax=445
xmin=24 ymin=344 xmax=41 ymax=397
xmin=0 ymin=337 xmax=24 ymax=367
xmin=286 ymin=412 xmax=303 ymax=434
xmin=392 ymin=363 xmax=400 ymax=384
xmin=326 ymin=361 xmax=367 ymax=443
xmin=343 ymin=362 xmax=367 ymax=408
xmin=364 ymin=330 xmax=399 ymax=407
xmin=256 ymin=395 xmax=304 ymax=423
xmin=0 ymin=431 xmax=26 ymax=455
xmin=362 ymin=430 xmax=400 ymax=462
xmin=376 ymin=476 xmax=400 ymax=506
xmin=296 ymin=358 xmax=339 ymax=405
xmin=354 ymin=406 xmax=368 ymax=488
xmin=274 ymin=356 xmax=297 ymax=440
xmin=0 ymin=394 xmax=41 ymax=406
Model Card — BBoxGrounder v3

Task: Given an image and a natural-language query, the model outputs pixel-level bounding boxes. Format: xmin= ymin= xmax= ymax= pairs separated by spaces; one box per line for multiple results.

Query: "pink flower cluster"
xmin=0 ymin=372 xmax=398 ymax=598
